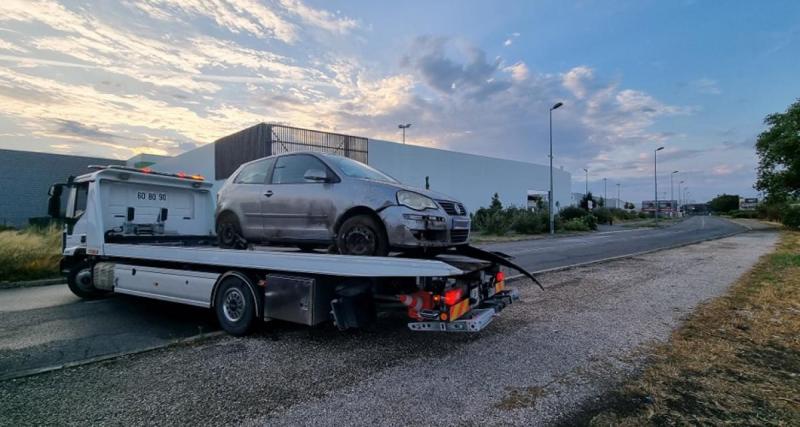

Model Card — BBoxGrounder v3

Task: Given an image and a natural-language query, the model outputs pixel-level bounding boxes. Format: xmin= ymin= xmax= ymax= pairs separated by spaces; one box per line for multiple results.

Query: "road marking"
xmin=506 ymin=224 xmax=747 ymax=283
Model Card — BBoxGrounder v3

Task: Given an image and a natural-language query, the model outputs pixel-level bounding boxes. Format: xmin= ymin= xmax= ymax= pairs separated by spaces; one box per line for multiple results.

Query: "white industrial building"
xmin=133 ymin=124 xmax=571 ymax=213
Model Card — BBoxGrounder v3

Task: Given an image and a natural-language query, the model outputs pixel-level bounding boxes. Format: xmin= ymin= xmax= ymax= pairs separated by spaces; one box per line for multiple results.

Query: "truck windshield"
xmin=325 ymin=156 xmax=398 ymax=183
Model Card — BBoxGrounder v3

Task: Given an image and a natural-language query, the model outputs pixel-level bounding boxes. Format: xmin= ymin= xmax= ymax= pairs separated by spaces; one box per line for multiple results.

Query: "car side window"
xmin=234 ymin=158 xmax=273 ymax=184
xmin=272 ymin=155 xmax=329 ymax=184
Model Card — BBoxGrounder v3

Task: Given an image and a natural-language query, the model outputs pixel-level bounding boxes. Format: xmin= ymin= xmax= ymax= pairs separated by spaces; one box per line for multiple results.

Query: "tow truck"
xmin=47 ymin=165 xmax=541 ymax=335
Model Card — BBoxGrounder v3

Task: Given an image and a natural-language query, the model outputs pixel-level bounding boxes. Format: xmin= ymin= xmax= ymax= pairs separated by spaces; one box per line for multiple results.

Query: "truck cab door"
xmin=262 ymin=154 xmax=337 ymax=242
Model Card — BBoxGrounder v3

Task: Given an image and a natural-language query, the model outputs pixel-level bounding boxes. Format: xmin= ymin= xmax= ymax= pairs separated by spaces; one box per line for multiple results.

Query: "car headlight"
xmin=397 ymin=190 xmax=438 ymax=211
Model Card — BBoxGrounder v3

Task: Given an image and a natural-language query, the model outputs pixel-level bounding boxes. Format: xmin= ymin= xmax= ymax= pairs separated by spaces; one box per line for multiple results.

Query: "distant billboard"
xmin=739 ymin=197 xmax=759 ymax=211
xmin=641 ymin=200 xmax=677 ymax=212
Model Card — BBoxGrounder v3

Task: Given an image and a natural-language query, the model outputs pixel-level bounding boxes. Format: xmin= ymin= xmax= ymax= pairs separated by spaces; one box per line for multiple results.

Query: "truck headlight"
xmin=397 ymin=190 xmax=438 ymax=211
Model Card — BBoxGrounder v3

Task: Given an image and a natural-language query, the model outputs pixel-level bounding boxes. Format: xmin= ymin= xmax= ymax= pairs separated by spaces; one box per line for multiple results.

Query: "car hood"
xmin=369 ymin=180 xmax=461 ymax=203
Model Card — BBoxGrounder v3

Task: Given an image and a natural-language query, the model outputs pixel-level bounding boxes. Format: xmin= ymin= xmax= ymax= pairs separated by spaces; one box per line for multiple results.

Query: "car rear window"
xmin=234 ymin=158 xmax=273 ymax=184
xmin=272 ymin=154 xmax=329 ymax=184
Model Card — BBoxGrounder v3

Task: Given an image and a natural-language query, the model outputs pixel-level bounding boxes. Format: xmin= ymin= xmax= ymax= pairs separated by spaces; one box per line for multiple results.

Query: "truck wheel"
xmin=214 ymin=276 xmax=256 ymax=336
xmin=217 ymin=214 xmax=245 ymax=249
xmin=337 ymin=215 xmax=389 ymax=256
xmin=66 ymin=262 xmax=103 ymax=299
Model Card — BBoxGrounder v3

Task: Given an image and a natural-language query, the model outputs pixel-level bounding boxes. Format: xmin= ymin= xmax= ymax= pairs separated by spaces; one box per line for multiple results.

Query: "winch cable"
xmin=453 ymin=245 xmax=544 ymax=291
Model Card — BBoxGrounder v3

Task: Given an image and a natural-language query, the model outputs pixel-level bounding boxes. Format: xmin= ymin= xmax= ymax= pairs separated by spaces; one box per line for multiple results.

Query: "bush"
xmin=638 ymin=212 xmax=649 ymax=219
xmin=559 ymin=206 xmax=587 ymax=221
xmin=782 ymin=206 xmax=800 ymax=229
xmin=757 ymin=201 xmax=787 ymax=222
xmin=0 ymin=225 xmax=62 ymax=282
xmin=562 ymin=218 xmax=590 ymax=231
xmin=480 ymin=209 xmax=513 ymax=235
xmin=584 ymin=213 xmax=598 ymax=230
xmin=729 ymin=210 xmax=759 ymax=219
xmin=592 ymin=207 xmax=612 ymax=225
xmin=610 ymin=208 xmax=636 ymax=220
xmin=512 ymin=210 xmax=545 ymax=234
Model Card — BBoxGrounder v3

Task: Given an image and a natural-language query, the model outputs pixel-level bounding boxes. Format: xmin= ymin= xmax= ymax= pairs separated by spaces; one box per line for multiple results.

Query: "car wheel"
xmin=337 ymin=215 xmax=389 ymax=256
xmin=66 ymin=261 xmax=104 ymax=299
xmin=217 ymin=214 xmax=246 ymax=249
xmin=214 ymin=276 xmax=257 ymax=336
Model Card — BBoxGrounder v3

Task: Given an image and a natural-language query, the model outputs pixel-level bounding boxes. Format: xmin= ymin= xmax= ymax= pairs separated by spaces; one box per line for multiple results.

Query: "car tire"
xmin=336 ymin=215 xmax=389 ymax=256
xmin=217 ymin=214 xmax=246 ymax=249
xmin=66 ymin=261 xmax=104 ymax=299
xmin=214 ymin=275 xmax=257 ymax=336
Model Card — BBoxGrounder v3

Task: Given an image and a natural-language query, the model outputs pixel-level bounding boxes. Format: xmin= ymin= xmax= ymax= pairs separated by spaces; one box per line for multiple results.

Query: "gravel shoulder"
xmin=0 ymin=230 xmax=778 ymax=426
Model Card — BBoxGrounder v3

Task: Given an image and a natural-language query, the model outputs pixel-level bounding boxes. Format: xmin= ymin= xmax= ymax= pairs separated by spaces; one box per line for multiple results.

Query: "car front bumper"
xmin=379 ymin=205 xmax=470 ymax=248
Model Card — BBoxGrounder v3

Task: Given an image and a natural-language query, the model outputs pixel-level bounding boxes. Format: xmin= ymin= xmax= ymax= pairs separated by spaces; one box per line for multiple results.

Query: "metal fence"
xmin=214 ymin=123 xmax=368 ymax=180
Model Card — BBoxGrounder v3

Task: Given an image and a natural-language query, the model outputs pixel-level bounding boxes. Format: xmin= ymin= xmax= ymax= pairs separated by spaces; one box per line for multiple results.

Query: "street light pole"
xmin=398 ymin=123 xmax=411 ymax=144
xmin=548 ymin=102 xmax=563 ymax=235
xmin=616 ymin=183 xmax=621 ymax=208
xmin=679 ymin=180 xmax=684 ymax=213
xmin=603 ymin=177 xmax=607 ymax=207
xmin=670 ymin=170 xmax=678 ymax=217
xmin=654 ymin=146 xmax=664 ymax=224
xmin=583 ymin=168 xmax=589 ymax=195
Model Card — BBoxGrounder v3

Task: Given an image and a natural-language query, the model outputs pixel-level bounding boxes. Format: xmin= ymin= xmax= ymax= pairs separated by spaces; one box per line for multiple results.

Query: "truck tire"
xmin=336 ymin=215 xmax=389 ymax=256
xmin=217 ymin=214 xmax=246 ymax=249
xmin=66 ymin=261 xmax=104 ymax=299
xmin=214 ymin=276 xmax=257 ymax=336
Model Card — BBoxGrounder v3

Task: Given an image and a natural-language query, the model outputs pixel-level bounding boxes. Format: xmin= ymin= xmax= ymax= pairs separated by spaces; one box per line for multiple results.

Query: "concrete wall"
xmin=0 ymin=149 xmax=122 ymax=227
xmin=368 ymin=140 xmax=571 ymax=212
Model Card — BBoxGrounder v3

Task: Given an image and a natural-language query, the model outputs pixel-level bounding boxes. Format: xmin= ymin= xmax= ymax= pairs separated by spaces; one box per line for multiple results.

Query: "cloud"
xmin=562 ymin=66 xmax=594 ymax=99
xmin=712 ymin=163 xmax=744 ymax=176
xmin=503 ymin=32 xmax=520 ymax=47
xmin=689 ymin=78 xmax=721 ymax=95
xmin=503 ymin=61 xmax=529 ymax=82
xmin=404 ymin=36 xmax=511 ymax=100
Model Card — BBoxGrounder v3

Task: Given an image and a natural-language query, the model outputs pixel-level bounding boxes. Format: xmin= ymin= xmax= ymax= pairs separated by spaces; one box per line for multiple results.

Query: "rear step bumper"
xmin=407 ymin=289 xmax=519 ymax=332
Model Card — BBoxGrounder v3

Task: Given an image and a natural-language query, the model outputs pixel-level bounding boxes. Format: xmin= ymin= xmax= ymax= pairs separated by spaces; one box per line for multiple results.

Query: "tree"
xmin=708 ymin=194 xmax=739 ymax=213
xmin=580 ymin=192 xmax=596 ymax=211
xmin=756 ymin=99 xmax=800 ymax=201
xmin=489 ymin=192 xmax=503 ymax=212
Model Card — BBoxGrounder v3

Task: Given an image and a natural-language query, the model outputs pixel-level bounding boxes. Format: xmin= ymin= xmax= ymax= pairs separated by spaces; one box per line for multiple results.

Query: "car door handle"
xmin=264 ymin=190 xmax=273 ymax=197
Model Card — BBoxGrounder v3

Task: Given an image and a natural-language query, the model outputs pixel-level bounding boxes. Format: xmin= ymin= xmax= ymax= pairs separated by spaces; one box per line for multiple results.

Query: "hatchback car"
xmin=215 ymin=152 xmax=470 ymax=256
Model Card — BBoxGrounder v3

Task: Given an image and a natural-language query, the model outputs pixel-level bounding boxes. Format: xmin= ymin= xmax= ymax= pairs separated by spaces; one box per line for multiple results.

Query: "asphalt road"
xmin=0 ymin=228 xmax=776 ymax=425
xmin=0 ymin=215 xmax=744 ymax=379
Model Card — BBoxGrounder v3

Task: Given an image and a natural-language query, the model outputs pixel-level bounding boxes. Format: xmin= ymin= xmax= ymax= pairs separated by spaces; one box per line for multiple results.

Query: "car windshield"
xmin=326 ymin=156 xmax=398 ymax=183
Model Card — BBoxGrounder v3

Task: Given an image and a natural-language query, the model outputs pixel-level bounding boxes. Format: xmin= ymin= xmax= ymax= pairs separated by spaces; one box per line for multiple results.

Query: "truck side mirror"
xmin=47 ymin=184 xmax=63 ymax=218
xmin=160 ymin=208 xmax=168 ymax=222
xmin=127 ymin=207 xmax=135 ymax=221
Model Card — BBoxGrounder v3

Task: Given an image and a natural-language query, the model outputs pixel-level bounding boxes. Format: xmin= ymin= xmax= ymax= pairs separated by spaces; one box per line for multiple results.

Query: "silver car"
xmin=215 ymin=152 xmax=470 ymax=255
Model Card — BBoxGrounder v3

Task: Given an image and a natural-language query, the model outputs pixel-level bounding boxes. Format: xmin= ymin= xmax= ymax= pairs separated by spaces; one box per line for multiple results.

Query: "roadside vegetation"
xmin=471 ymin=193 xmax=647 ymax=239
xmin=586 ymin=229 xmax=800 ymax=425
xmin=0 ymin=225 xmax=62 ymax=282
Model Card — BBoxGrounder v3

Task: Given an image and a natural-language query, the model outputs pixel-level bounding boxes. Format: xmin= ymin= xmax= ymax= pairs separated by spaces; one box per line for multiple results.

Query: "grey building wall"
xmin=0 ymin=149 xmax=122 ymax=227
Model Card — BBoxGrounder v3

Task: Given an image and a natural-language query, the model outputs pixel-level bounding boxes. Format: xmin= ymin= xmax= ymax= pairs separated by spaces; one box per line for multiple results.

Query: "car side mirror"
xmin=304 ymin=169 xmax=329 ymax=183
xmin=47 ymin=184 xmax=64 ymax=218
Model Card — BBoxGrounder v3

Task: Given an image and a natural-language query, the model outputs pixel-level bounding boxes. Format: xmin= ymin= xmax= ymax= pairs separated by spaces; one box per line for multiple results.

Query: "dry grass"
xmin=586 ymin=230 xmax=800 ymax=425
xmin=0 ymin=225 xmax=62 ymax=282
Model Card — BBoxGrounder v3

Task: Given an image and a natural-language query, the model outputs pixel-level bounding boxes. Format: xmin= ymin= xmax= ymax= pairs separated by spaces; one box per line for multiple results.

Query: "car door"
xmin=262 ymin=154 xmax=337 ymax=242
xmin=226 ymin=158 xmax=274 ymax=239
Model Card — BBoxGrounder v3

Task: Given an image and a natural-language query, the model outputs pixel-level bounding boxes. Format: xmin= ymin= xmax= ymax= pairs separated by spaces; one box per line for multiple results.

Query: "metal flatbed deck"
xmin=102 ymin=244 xmax=467 ymax=277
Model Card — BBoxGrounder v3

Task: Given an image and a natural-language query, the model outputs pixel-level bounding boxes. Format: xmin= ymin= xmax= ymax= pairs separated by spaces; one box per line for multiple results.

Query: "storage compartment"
xmin=263 ymin=274 xmax=335 ymax=325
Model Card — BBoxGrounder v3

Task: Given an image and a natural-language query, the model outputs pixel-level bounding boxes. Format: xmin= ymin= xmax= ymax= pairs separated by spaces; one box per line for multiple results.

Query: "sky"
xmin=0 ymin=0 xmax=798 ymax=204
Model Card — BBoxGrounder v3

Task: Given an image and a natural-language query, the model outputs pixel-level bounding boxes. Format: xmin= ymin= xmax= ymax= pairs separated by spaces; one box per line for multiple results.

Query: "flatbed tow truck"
xmin=47 ymin=165 xmax=540 ymax=335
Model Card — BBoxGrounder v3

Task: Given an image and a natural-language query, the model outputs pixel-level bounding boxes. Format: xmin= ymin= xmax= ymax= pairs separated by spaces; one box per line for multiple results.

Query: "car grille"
xmin=450 ymin=229 xmax=469 ymax=243
xmin=437 ymin=200 xmax=467 ymax=216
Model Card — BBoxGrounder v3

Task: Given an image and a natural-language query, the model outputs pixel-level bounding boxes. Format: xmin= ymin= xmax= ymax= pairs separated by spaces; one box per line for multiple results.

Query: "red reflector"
xmin=443 ymin=288 xmax=464 ymax=306
xmin=496 ymin=271 xmax=505 ymax=282
xmin=140 ymin=167 xmax=152 ymax=173
xmin=177 ymin=171 xmax=187 ymax=178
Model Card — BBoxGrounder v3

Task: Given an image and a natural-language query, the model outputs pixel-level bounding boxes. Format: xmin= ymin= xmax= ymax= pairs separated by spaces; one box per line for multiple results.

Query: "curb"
xmin=506 ymin=220 xmax=750 ymax=284
xmin=0 ymin=278 xmax=63 ymax=290
xmin=0 ymin=331 xmax=226 ymax=382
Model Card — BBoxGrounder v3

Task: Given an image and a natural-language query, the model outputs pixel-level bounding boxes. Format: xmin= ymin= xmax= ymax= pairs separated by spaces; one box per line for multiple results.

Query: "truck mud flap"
xmin=453 ymin=245 xmax=544 ymax=291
